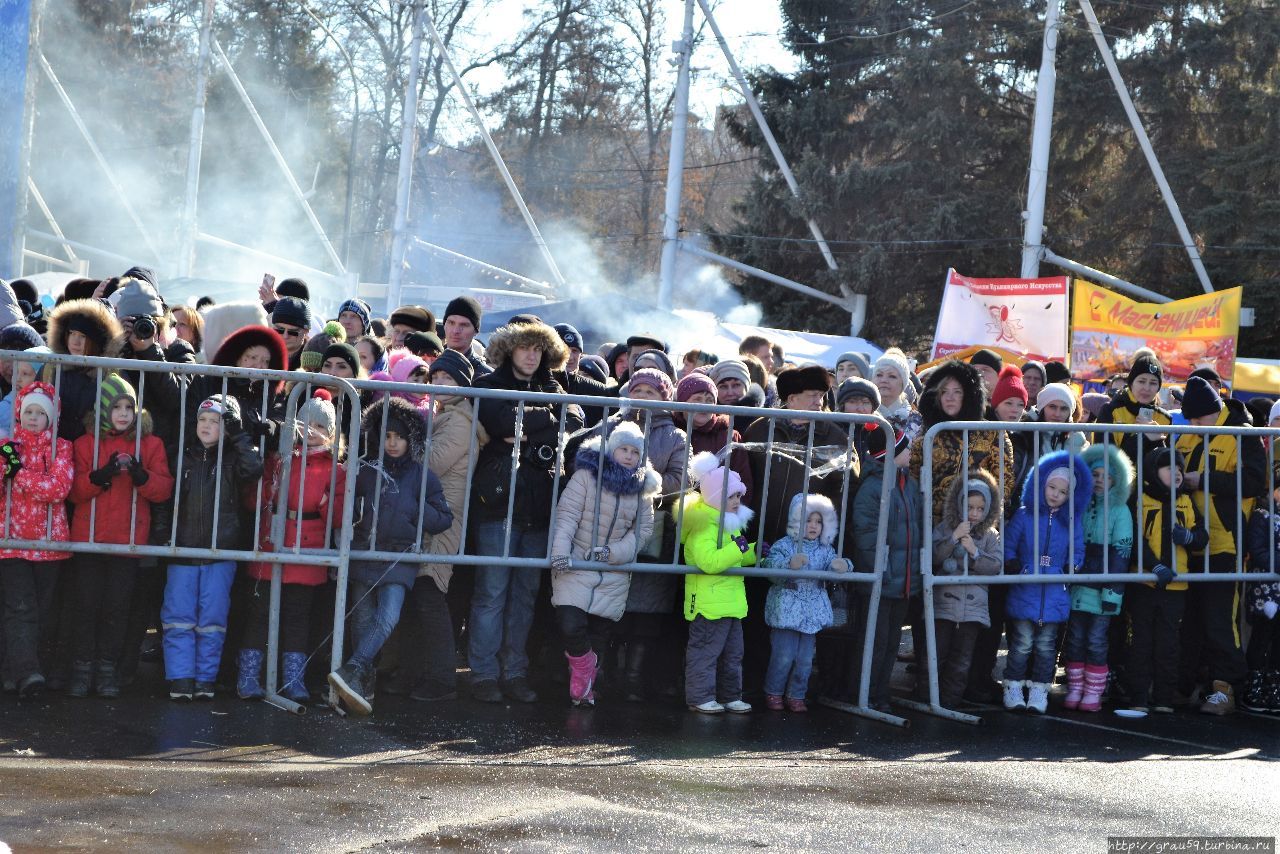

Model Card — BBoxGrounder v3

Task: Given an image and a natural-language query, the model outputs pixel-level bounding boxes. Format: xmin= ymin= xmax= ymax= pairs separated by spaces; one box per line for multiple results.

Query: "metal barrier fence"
xmin=915 ymin=419 xmax=1280 ymax=724
xmin=0 ymin=350 xmax=901 ymax=723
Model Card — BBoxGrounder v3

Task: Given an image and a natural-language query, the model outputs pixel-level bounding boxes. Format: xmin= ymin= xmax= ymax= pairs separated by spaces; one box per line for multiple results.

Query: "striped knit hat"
xmin=97 ymin=373 xmax=137 ymax=433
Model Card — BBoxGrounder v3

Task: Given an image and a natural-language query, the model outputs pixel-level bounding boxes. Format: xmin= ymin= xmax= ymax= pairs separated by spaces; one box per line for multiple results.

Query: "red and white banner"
xmin=930 ymin=269 xmax=1069 ymax=362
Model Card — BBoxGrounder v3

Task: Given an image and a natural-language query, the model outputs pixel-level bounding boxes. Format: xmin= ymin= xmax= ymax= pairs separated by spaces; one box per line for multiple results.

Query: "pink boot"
xmin=565 ymin=650 xmax=598 ymax=706
xmin=1062 ymin=662 xmax=1086 ymax=710
xmin=1078 ymin=665 xmax=1108 ymax=713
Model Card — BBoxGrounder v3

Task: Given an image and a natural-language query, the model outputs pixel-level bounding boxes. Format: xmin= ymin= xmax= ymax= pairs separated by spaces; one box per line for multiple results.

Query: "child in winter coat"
xmin=162 ymin=394 xmax=265 ymax=701
xmin=680 ymin=451 xmax=757 ymax=714
xmin=929 ymin=469 xmax=1002 ymax=710
xmin=1126 ymin=447 xmax=1208 ymax=714
xmin=68 ymin=373 xmax=175 ymax=699
xmin=762 ymin=493 xmax=850 ymax=712
xmin=550 ymin=421 xmax=659 ymax=706
xmin=1243 ymin=466 xmax=1280 ymax=713
xmin=239 ymin=389 xmax=346 ymax=704
xmin=1062 ymin=444 xmax=1134 ymax=713
xmin=1003 ymin=449 xmax=1090 ymax=713
xmin=0 ymin=346 xmax=48 ymax=439
xmin=0 ymin=382 xmax=73 ymax=698
xmin=328 ymin=397 xmax=452 ymax=716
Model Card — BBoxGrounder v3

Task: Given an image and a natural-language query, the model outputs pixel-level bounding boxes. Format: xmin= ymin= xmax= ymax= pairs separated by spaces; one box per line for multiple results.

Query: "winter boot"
xmin=1078 ymin=665 xmax=1108 ymax=713
xmin=1002 ymin=679 xmax=1027 ymax=711
xmin=328 ymin=662 xmax=373 ymax=716
xmin=1199 ymin=679 xmax=1236 ymax=716
xmin=237 ymin=649 xmax=266 ymax=699
xmin=1062 ymin=662 xmax=1086 ymax=710
xmin=94 ymin=661 xmax=120 ymax=699
xmin=622 ymin=641 xmax=648 ymax=702
xmin=1026 ymin=682 xmax=1050 ymax=714
xmin=566 ymin=650 xmax=599 ymax=706
xmin=280 ymin=652 xmax=310 ymax=704
xmin=66 ymin=660 xmax=94 ymax=698
xmin=1240 ymin=671 xmax=1268 ymax=714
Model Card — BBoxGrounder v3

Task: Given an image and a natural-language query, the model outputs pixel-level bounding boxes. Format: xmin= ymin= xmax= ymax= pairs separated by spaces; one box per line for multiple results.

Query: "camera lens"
xmin=133 ymin=315 xmax=156 ymax=339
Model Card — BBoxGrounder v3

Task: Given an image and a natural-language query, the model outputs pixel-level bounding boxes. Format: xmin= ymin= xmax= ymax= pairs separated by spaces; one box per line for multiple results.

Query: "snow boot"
xmin=280 ymin=652 xmax=310 ymax=704
xmin=1062 ymin=662 xmax=1085 ymax=710
xmin=1002 ymin=679 xmax=1027 ymax=711
xmin=94 ymin=661 xmax=120 ymax=699
xmin=236 ymin=649 xmax=265 ymax=700
xmin=1079 ymin=665 xmax=1108 ymax=713
xmin=566 ymin=650 xmax=598 ymax=706
xmin=66 ymin=660 xmax=94 ymax=698
xmin=1026 ymin=682 xmax=1050 ymax=714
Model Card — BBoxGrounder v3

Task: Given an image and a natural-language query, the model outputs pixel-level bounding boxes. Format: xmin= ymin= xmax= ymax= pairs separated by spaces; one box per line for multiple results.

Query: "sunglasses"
xmin=273 ymin=325 xmax=305 ymax=339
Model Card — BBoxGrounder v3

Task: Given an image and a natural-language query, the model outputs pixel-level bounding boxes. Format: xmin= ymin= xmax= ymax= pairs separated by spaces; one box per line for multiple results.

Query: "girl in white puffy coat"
xmin=550 ymin=421 xmax=659 ymax=705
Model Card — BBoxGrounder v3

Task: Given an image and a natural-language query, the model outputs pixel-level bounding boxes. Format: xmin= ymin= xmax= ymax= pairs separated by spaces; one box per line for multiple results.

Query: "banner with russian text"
xmin=1070 ymin=281 xmax=1242 ymax=386
xmin=930 ymin=269 xmax=1069 ymax=363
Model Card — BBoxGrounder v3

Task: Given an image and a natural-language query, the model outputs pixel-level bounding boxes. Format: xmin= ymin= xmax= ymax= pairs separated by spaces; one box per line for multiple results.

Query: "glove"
xmin=732 ymin=534 xmax=750 ymax=554
xmin=1170 ymin=526 xmax=1196 ymax=547
xmin=550 ymin=555 xmax=572 ymax=572
xmin=89 ymin=452 xmax=121 ymax=487
xmin=0 ymin=441 xmax=21 ymax=480
xmin=759 ymin=540 xmax=771 ymax=560
xmin=221 ymin=407 xmax=243 ymax=438
xmin=1263 ymin=600 xmax=1278 ymax=620
xmin=589 ymin=546 xmax=611 ymax=563
xmin=128 ymin=458 xmax=150 ymax=486
xmin=1152 ymin=564 xmax=1175 ymax=590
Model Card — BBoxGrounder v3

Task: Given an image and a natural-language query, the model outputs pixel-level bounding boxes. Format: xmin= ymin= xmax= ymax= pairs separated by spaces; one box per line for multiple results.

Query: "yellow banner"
xmin=1070 ymin=281 xmax=1242 ymax=385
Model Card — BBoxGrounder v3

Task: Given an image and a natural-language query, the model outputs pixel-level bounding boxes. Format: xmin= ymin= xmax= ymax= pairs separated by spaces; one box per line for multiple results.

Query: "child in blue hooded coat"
xmin=1003 ymin=449 xmax=1091 ymax=713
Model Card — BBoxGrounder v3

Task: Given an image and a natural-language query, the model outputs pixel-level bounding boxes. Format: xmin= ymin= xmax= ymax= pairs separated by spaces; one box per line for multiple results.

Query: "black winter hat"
xmin=0 ymin=322 xmax=44 ymax=352
xmin=9 ymin=278 xmax=38 ymax=308
xmin=969 ymin=348 xmax=1003 ymax=372
xmin=1180 ymin=375 xmax=1223 ymax=420
xmin=626 ymin=333 xmax=667 ymax=353
xmin=863 ymin=422 xmax=909 ymax=460
xmin=1188 ymin=366 xmax=1222 ymax=386
xmin=1044 ymin=360 xmax=1072 ymax=384
xmin=389 ymin=305 xmax=436 ymax=333
xmin=404 ymin=330 xmax=444 ymax=358
xmin=429 ymin=348 xmax=474 ymax=388
xmin=776 ymin=364 xmax=832 ymax=402
xmin=120 ymin=266 xmax=158 ymax=288
xmin=444 ymin=295 xmax=482 ymax=331
xmin=276 ymin=278 xmax=310 ymax=301
xmin=1127 ymin=355 xmax=1163 ymax=389
xmin=322 ymin=342 xmax=360 ymax=377
xmin=272 ymin=296 xmax=311 ymax=330
xmin=553 ymin=322 xmax=583 ymax=351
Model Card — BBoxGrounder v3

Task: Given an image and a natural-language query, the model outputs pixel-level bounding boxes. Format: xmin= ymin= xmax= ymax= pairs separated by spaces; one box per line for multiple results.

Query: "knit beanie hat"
xmin=627 ymin=367 xmax=674 ymax=401
xmin=1081 ymin=392 xmax=1109 ymax=420
xmin=0 ymin=321 xmax=43 ymax=352
xmin=836 ymin=377 xmax=880 ymax=410
xmin=689 ymin=450 xmax=747 ymax=511
xmin=198 ymin=393 xmax=241 ymax=424
xmin=1128 ymin=355 xmax=1163 ymax=389
xmin=969 ymin=348 xmax=1003 ymax=373
xmin=429 ymin=348 xmax=474 ymax=389
xmin=965 ymin=478 xmax=993 ymax=515
xmin=676 ymin=371 xmax=717 ymax=403
xmin=835 ymin=351 xmax=872 ymax=379
xmin=874 ymin=347 xmax=911 ymax=390
xmin=633 ymin=348 xmax=676 ymax=380
xmin=991 ymin=364 xmax=1028 ymax=407
xmin=444 ymin=296 xmax=482 ymax=331
xmin=297 ymin=388 xmax=336 ymax=439
xmin=1046 ymin=466 xmax=1075 ymax=488
xmin=578 ymin=354 xmax=608 ymax=384
xmin=337 ymin=299 xmax=372 ymax=334
xmin=1044 ymin=360 xmax=1072 ymax=385
xmin=16 ymin=345 xmax=50 ymax=376
xmin=1020 ymin=360 xmax=1046 ymax=384
xmin=389 ymin=352 xmax=429 ymax=385
xmin=97 ymin=372 xmax=137 ymax=433
xmin=776 ymin=365 xmax=832 ymax=402
xmin=1188 ymin=366 xmax=1221 ymax=386
xmin=553 ymin=322 xmax=583 ymax=352
xmin=1036 ymin=382 xmax=1076 ymax=413
xmin=18 ymin=382 xmax=57 ymax=428
xmin=389 ymin=305 xmax=436 ymax=334
xmin=276 ymin=278 xmax=310 ymax=301
xmin=605 ymin=420 xmax=646 ymax=456
xmin=863 ymin=422 xmax=909 ymax=460
xmin=114 ymin=277 xmax=165 ymax=319
xmin=1180 ymin=375 xmax=1223 ymax=419
xmin=709 ymin=359 xmax=750 ymax=388
xmin=300 ymin=321 xmax=346 ymax=371
xmin=272 ymin=296 xmax=311 ymax=330
xmin=404 ymin=330 xmax=444 ymax=358
xmin=322 ymin=342 xmax=361 ymax=377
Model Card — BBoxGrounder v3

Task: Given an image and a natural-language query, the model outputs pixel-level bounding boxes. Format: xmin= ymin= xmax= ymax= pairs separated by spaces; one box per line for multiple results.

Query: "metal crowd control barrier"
xmin=915 ymin=419 xmax=1280 ymax=725
xmin=340 ymin=376 xmax=906 ymax=726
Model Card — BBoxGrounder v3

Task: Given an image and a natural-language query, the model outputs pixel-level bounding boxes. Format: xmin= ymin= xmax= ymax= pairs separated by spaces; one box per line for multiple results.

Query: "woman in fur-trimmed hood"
xmin=909 ymin=359 xmax=1014 ymax=519
xmin=45 ymin=298 xmax=124 ymax=441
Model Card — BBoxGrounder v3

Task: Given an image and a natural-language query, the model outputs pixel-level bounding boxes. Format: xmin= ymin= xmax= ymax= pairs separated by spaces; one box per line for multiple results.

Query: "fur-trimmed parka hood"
xmin=942 ymin=466 xmax=1002 ymax=534
xmin=785 ymin=492 xmax=839 ymax=546
xmin=484 ymin=321 xmax=569 ymax=377
xmin=362 ymin=395 xmax=428 ymax=463
xmin=47 ymin=298 xmax=123 ymax=358
xmin=574 ymin=435 xmax=661 ymax=498
xmin=919 ymin=359 xmax=986 ymax=427
xmin=1022 ymin=449 xmax=1093 ymax=517
xmin=211 ymin=325 xmax=290 ymax=394
xmin=1081 ymin=443 xmax=1135 ymax=508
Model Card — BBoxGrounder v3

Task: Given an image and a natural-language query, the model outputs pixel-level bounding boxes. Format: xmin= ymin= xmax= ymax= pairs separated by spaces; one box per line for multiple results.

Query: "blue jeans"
xmin=1004 ymin=619 xmax=1060 ymax=684
xmin=349 ymin=580 xmax=407 ymax=670
xmin=1063 ymin=611 xmax=1111 ymax=667
xmin=764 ymin=628 xmax=817 ymax=699
xmin=162 ymin=561 xmax=236 ymax=681
xmin=467 ymin=521 xmax=547 ymax=683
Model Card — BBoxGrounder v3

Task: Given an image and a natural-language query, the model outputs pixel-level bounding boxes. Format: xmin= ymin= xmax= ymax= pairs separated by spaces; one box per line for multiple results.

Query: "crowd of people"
xmin=0 ymin=268 xmax=1277 ymax=725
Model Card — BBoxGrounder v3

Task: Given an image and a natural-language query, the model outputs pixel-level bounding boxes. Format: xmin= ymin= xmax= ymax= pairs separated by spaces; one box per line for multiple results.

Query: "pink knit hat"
xmin=627 ymin=367 xmax=674 ymax=401
xmin=689 ymin=451 xmax=746 ymax=510
xmin=676 ymin=371 xmax=717 ymax=403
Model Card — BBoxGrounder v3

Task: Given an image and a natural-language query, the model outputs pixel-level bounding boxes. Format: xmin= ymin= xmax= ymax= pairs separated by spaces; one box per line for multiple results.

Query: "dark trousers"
xmin=869 ymin=597 xmax=910 ymax=706
xmin=684 ymin=615 xmax=743 ymax=705
xmin=1 ymin=558 xmax=60 ymax=681
xmin=406 ymin=581 xmax=458 ymax=696
xmin=556 ymin=605 xmax=614 ymax=658
xmin=242 ymin=581 xmax=315 ymax=653
xmin=72 ymin=554 xmax=139 ymax=665
xmin=1246 ymin=614 xmax=1280 ymax=671
xmin=1126 ymin=584 xmax=1185 ymax=705
xmin=967 ymin=585 xmax=1007 ymax=695
xmin=933 ymin=620 xmax=981 ymax=707
xmin=1179 ymin=579 xmax=1248 ymax=692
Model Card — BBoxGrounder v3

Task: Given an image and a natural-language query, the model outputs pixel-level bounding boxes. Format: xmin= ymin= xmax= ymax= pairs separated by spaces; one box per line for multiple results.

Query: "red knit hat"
xmin=991 ymin=364 xmax=1028 ymax=407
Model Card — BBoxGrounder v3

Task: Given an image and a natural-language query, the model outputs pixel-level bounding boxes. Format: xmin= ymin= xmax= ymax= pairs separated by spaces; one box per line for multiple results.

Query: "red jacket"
xmin=0 ymin=386 xmax=74 ymax=561
xmin=247 ymin=449 xmax=346 ymax=586
xmin=70 ymin=423 xmax=175 ymax=546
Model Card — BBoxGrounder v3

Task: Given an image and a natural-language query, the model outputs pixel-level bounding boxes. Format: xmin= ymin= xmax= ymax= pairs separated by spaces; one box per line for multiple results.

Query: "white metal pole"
xmin=179 ymin=0 xmax=216 ymax=279
xmin=420 ymin=8 xmax=566 ymax=290
xmin=656 ymin=0 xmax=696 ymax=311
xmin=695 ymin=0 xmax=838 ymax=271
xmin=410 ymin=237 xmax=553 ymax=293
xmin=386 ymin=0 xmax=425 ymax=311
xmin=1020 ymin=0 xmax=1062 ymax=278
xmin=1076 ymin=0 xmax=1214 ymax=293
xmin=1041 ymin=248 xmax=1172 ymax=303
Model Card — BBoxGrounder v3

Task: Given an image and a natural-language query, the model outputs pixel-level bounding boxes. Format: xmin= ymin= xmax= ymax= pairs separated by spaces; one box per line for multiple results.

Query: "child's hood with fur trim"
xmin=942 ymin=466 xmax=1002 ymax=535
xmin=785 ymin=492 xmax=839 ymax=546
xmin=574 ymin=434 xmax=661 ymax=498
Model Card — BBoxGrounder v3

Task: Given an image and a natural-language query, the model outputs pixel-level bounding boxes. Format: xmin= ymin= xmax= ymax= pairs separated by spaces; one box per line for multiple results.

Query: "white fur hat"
xmin=201 ymin=301 xmax=269 ymax=363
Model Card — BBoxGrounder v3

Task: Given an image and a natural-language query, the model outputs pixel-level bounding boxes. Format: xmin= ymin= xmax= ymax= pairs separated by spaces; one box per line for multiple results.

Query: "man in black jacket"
xmin=467 ymin=319 xmax=584 ymax=703
xmin=551 ymin=323 xmax=612 ymax=427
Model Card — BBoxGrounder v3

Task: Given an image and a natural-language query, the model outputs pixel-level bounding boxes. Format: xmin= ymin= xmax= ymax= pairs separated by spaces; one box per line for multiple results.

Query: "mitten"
xmin=1152 ymin=564 xmax=1175 ymax=590
xmin=128 ymin=458 xmax=149 ymax=486
xmin=589 ymin=546 xmax=611 ymax=563
xmin=89 ymin=452 xmax=121 ymax=487
xmin=550 ymin=555 xmax=572 ymax=572
xmin=1170 ymin=526 xmax=1196 ymax=547
xmin=732 ymin=534 xmax=750 ymax=554
xmin=0 ymin=441 xmax=21 ymax=480
xmin=1263 ymin=600 xmax=1278 ymax=620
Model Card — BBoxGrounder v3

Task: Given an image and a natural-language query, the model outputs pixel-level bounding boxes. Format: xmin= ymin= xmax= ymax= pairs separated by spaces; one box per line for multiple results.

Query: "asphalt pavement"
xmin=1 ymin=658 xmax=1276 ymax=852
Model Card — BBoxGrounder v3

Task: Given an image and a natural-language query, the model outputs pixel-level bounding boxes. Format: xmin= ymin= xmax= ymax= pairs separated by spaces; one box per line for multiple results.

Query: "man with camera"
xmin=467 ymin=317 xmax=584 ymax=704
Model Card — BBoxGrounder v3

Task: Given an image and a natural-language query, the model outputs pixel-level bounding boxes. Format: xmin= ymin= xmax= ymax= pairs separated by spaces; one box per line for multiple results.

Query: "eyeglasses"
xmin=273 ymin=325 xmax=304 ymax=339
